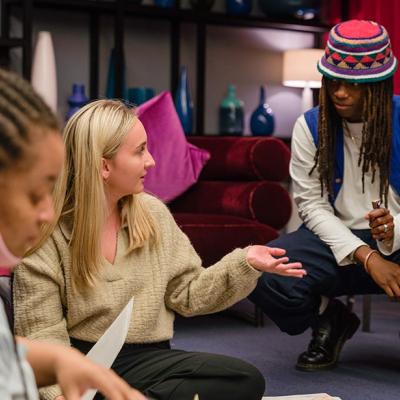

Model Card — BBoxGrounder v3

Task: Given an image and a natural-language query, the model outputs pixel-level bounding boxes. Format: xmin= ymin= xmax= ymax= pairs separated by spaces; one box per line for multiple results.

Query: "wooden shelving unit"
xmin=1 ymin=0 xmax=346 ymax=133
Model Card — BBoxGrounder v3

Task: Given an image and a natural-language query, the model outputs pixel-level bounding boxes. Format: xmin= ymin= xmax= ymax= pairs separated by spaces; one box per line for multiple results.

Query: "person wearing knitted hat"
xmin=250 ymin=19 xmax=400 ymax=371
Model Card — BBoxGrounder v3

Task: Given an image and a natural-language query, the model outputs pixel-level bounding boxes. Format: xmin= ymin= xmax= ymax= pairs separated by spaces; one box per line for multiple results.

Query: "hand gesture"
xmin=246 ymin=245 xmax=306 ymax=277
xmin=366 ymin=207 xmax=394 ymax=245
xmin=53 ymin=347 xmax=146 ymax=400
xmin=367 ymin=252 xmax=400 ymax=298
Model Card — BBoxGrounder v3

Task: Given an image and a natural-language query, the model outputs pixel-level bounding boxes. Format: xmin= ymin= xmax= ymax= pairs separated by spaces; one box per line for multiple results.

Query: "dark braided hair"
xmin=311 ymin=76 xmax=393 ymax=207
xmin=0 ymin=68 xmax=59 ymax=170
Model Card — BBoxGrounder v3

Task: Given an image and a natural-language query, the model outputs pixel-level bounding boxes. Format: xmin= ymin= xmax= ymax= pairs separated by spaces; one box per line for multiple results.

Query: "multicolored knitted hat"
xmin=318 ymin=20 xmax=397 ymax=83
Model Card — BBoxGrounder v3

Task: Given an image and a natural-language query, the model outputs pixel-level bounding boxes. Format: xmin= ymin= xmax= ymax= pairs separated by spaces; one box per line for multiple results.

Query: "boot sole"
xmin=295 ymin=313 xmax=361 ymax=372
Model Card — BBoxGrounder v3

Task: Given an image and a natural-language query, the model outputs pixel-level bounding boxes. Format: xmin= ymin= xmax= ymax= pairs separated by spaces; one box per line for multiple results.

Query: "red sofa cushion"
xmin=171 ymin=181 xmax=291 ymax=230
xmin=188 ymin=136 xmax=290 ymax=182
xmin=174 ymin=213 xmax=278 ymax=267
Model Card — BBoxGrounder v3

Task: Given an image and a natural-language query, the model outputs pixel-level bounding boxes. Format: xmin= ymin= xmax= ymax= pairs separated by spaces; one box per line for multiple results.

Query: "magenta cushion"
xmin=138 ymin=92 xmax=210 ymax=202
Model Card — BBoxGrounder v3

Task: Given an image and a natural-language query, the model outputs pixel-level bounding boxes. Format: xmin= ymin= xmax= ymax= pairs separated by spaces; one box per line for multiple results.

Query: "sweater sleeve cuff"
xmin=39 ymin=384 xmax=62 ymax=400
xmin=235 ymin=247 xmax=263 ymax=279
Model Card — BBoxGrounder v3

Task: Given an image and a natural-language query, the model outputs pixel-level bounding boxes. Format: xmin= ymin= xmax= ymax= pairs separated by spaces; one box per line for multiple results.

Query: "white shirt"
xmin=291 ymin=115 xmax=400 ymax=266
xmin=0 ymin=299 xmax=39 ymax=400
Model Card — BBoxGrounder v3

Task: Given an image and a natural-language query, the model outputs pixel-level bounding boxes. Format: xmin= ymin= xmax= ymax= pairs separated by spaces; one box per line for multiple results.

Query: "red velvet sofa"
xmin=170 ymin=135 xmax=291 ymax=293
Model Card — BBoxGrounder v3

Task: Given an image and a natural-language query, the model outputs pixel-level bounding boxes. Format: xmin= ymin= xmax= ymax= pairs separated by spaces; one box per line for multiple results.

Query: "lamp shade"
xmin=283 ymin=49 xmax=324 ymax=89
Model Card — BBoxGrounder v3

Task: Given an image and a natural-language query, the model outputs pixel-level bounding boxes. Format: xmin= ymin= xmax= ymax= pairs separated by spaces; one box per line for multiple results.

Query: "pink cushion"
xmin=138 ymin=92 xmax=210 ymax=202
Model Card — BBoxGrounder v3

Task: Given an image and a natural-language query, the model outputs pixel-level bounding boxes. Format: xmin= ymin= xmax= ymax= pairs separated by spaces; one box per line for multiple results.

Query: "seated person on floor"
xmin=13 ymin=99 xmax=306 ymax=400
xmin=250 ymin=19 xmax=400 ymax=371
xmin=0 ymin=69 xmax=144 ymax=400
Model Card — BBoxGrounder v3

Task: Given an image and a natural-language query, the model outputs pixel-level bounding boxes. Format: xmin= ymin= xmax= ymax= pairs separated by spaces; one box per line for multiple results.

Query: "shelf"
xmin=0 ymin=37 xmax=23 ymax=48
xmin=3 ymin=0 xmax=333 ymax=134
xmin=6 ymin=0 xmax=330 ymax=33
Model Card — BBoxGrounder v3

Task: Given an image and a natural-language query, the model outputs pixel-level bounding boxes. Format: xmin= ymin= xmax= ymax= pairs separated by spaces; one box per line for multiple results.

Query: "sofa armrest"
xmin=170 ymin=181 xmax=292 ymax=230
xmin=188 ymin=136 xmax=290 ymax=182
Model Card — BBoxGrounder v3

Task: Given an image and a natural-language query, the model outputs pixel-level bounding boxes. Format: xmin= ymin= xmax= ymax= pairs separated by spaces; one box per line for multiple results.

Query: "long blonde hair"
xmin=35 ymin=99 xmax=158 ymax=291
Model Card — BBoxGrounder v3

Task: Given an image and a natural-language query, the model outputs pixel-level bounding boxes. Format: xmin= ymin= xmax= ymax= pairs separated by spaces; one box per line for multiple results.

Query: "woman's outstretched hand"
xmin=246 ymin=245 xmax=306 ymax=278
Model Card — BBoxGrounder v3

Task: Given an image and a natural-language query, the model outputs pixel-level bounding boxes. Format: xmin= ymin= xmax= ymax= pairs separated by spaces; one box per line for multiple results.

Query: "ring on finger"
xmin=383 ymin=223 xmax=389 ymax=233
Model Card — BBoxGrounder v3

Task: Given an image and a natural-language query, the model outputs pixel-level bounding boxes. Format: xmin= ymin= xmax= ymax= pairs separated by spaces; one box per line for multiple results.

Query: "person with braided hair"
xmin=0 ymin=68 xmax=146 ymax=399
xmin=250 ymin=19 xmax=400 ymax=371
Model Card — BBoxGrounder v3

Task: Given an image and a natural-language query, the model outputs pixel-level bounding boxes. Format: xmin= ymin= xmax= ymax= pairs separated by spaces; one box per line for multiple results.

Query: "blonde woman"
xmin=0 ymin=70 xmax=145 ymax=400
xmin=14 ymin=99 xmax=306 ymax=400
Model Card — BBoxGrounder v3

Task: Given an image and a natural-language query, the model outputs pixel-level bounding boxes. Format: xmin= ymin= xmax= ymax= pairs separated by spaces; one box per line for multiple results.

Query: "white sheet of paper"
xmin=81 ymin=297 xmax=134 ymax=400
xmin=262 ymin=395 xmax=341 ymax=400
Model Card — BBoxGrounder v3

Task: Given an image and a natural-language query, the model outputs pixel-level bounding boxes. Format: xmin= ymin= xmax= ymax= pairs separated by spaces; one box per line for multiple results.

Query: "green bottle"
xmin=219 ymin=84 xmax=244 ymax=135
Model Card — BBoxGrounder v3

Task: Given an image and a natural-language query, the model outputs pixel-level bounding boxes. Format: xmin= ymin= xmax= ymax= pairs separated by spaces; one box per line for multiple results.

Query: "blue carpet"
xmin=173 ymin=296 xmax=399 ymax=400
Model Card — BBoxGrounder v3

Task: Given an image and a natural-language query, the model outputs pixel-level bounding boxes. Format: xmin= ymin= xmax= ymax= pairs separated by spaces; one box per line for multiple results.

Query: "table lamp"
xmin=283 ymin=48 xmax=324 ymax=112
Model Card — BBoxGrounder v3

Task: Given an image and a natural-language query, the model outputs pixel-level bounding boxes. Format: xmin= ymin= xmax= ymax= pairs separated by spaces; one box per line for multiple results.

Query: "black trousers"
xmin=249 ymin=227 xmax=400 ymax=335
xmin=72 ymin=339 xmax=265 ymax=400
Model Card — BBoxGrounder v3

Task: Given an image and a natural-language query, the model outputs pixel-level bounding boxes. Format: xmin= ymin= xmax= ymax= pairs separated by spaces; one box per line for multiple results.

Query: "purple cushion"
xmin=138 ymin=92 xmax=210 ymax=202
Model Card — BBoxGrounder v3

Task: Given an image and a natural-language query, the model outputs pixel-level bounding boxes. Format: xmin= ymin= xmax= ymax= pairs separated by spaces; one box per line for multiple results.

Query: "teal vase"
xmin=219 ymin=85 xmax=244 ymax=136
xmin=250 ymin=86 xmax=274 ymax=136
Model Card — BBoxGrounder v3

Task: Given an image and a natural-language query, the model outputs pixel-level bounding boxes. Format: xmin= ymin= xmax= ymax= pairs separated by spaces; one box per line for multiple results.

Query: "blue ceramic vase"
xmin=174 ymin=66 xmax=193 ymax=135
xmin=66 ymin=83 xmax=89 ymax=121
xmin=154 ymin=0 xmax=175 ymax=7
xmin=219 ymin=84 xmax=244 ymax=136
xmin=250 ymin=86 xmax=274 ymax=136
xmin=258 ymin=0 xmax=321 ymax=20
xmin=105 ymin=48 xmax=127 ymax=99
xmin=226 ymin=0 xmax=252 ymax=15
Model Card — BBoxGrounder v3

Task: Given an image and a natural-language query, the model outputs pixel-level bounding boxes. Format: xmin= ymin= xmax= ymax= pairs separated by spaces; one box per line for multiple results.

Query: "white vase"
xmin=31 ymin=31 xmax=57 ymax=113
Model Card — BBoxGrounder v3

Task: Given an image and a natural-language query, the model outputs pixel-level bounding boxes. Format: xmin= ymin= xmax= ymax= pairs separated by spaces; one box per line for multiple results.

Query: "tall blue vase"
xmin=250 ymin=86 xmax=274 ymax=136
xmin=226 ymin=0 xmax=252 ymax=15
xmin=105 ymin=48 xmax=127 ymax=99
xmin=174 ymin=66 xmax=193 ymax=135
xmin=66 ymin=83 xmax=89 ymax=121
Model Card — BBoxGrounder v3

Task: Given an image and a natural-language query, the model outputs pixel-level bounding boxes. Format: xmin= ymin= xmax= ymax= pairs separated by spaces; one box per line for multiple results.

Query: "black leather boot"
xmin=296 ymin=298 xmax=360 ymax=371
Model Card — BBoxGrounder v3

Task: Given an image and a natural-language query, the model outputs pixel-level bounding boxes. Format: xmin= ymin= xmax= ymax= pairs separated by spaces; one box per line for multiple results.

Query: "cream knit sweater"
xmin=14 ymin=194 xmax=261 ymax=400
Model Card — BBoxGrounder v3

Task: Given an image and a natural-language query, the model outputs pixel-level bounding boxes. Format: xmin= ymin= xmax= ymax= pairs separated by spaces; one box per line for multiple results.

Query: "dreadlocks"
xmin=0 ymin=68 xmax=59 ymax=170
xmin=311 ymin=76 xmax=393 ymax=207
